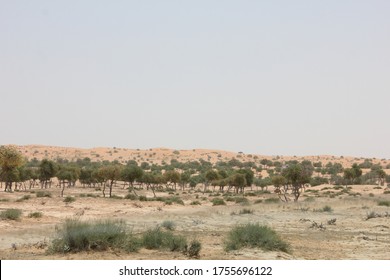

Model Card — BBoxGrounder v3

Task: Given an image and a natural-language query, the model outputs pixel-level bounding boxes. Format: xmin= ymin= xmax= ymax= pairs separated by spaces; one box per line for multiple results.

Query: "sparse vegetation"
xmin=28 ymin=212 xmax=43 ymax=218
xmin=63 ymin=196 xmax=76 ymax=203
xmin=16 ymin=195 xmax=31 ymax=202
xmin=239 ymin=208 xmax=254 ymax=215
xmin=0 ymin=208 xmax=22 ymax=220
xmin=49 ymin=219 xmax=140 ymax=253
xmin=211 ymin=198 xmax=226 ymax=206
xmin=161 ymin=220 xmax=176 ymax=231
xmin=378 ymin=200 xmax=390 ymax=207
xmin=36 ymin=191 xmax=52 ymax=198
xmin=224 ymin=223 xmax=290 ymax=253
xmin=264 ymin=197 xmax=279 ymax=203
xmin=142 ymin=227 xmax=187 ymax=252
xmin=188 ymin=240 xmax=201 ymax=258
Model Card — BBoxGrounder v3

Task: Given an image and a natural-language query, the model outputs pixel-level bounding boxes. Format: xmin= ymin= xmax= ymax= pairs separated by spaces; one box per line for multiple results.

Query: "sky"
xmin=1 ymin=1 xmax=389 ymax=158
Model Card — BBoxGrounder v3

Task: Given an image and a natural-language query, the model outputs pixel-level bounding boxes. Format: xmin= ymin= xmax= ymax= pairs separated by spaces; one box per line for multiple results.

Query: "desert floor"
xmin=0 ymin=184 xmax=389 ymax=260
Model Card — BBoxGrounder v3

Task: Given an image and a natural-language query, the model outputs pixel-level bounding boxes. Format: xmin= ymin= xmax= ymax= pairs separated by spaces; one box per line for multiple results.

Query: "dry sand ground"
xmin=0 ymin=184 xmax=389 ymax=260
xmin=14 ymin=144 xmax=390 ymax=168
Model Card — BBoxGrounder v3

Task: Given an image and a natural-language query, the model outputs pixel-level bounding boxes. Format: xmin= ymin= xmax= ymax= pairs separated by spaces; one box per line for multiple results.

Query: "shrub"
xmin=264 ymin=197 xmax=279 ymax=203
xmin=239 ymin=208 xmax=254 ymax=215
xmin=16 ymin=195 xmax=31 ymax=202
xmin=161 ymin=220 xmax=176 ymax=231
xmin=165 ymin=196 xmax=184 ymax=205
xmin=125 ymin=194 xmax=137 ymax=200
xmin=211 ymin=198 xmax=226 ymax=206
xmin=28 ymin=212 xmax=43 ymax=218
xmin=36 ymin=191 xmax=52 ymax=198
xmin=190 ymin=201 xmax=201 ymax=205
xmin=254 ymin=199 xmax=263 ymax=204
xmin=224 ymin=223 xmax=290 ymax=253
xmin=142 ymin=227 xmax=187 ymax=252
xmin=188 ymin=240 xmax=201 ymax=258
xmin=366 ymin=211 xmax=379 ymax=220
xmin=322 ymin=205 xmax=333 ymax=212
xmin=63 ymin=196 xmax=76 ymax=203
xmin=378 ymin=200 xmax=390 ymax=207
xmin=0 ymin=209 xmax=22 ymax=220
xmin=49 ymin=219 xmax=140 ymax=253
xmin=139 ymin=195 xmax=148 ymax=201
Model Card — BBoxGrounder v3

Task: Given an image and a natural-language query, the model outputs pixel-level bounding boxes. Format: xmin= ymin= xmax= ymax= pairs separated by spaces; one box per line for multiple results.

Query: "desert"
xmin=0 ymin=145 xmax=389 ymax=260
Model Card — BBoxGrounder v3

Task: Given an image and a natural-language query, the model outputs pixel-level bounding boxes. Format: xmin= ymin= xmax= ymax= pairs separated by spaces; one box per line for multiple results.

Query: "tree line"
xmin=1 ymin=146 xmax=389 ymax=201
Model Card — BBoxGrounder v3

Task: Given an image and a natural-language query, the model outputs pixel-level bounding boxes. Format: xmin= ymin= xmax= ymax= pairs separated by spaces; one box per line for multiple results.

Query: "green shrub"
xmin=36 ymin=191 xmax=52 ymax=198
xmin=49 ymin=219 xmax=140 ymax=253
xmin=142 ymin=227 xmax=187 ymax=252
xmin=165 ymin=196 xmax=184 ymax=205
xmin=264 ymin=197 xmax=279 ymax=203
xmin=322 ymin=205 xmax=333 ymax=212
xmin=378 ymin=200 xmax=390 ymax=207
xmin=110 ymin=195 xmax=123 ymax=199
xmin=63 ymin=196 xmax=76 ymax=203
xmin=28 ymin=212 xmax=43 ymax=218
xmin=224 ymin=223 xmax=290 ymax=253
xmin=239 ymin=208 xmax=254 ymax=215
xmin=188 ymin=240 xmax=201 ymax=258
xmin=211 ymin=198 xmax=226 ymax=206
xmin=161 ymin=220 xmax=176 ymax=231
xmin=190 ymin=201 xmax=201 ymax=205
xmin=125 ymin=194 xmax=137 ymax=200
xmin=16 ymin=195 xmax=31 ymax=202
xmin=139 ymin=195 xmax=148 ymax=201
xmin=254 ymin=199 xmax=263 ymax=204
xmin=0 ymin=209 xmax=22 ymax=220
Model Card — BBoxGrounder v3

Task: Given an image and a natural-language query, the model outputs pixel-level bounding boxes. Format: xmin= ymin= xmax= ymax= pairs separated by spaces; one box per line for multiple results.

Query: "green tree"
xmin=281 ymin=163 xmax=312 ymax=202
xmin=121 ymin=165 xmax=144 ymax=196
xmin=99 ymin=165 xmax=122 ymax=197
xmin=39 ymin=159 xmax=58 ymax=188
xmin=0 ymin=146 xmax=25 ymax=192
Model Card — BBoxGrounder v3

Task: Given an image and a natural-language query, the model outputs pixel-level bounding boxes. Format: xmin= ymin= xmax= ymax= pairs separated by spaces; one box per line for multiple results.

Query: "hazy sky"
xmin=1 ymin=1 xmax=389 ymax=158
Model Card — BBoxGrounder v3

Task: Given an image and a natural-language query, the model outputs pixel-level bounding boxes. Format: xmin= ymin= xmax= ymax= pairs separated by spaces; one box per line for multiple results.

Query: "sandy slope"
xmin=12 ymin=144 xmax=390 ymax=167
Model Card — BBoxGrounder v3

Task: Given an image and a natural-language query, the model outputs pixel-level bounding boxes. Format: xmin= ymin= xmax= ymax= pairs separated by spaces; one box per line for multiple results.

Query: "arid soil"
xmin=0 ymin=184 xmax=389 ymax=260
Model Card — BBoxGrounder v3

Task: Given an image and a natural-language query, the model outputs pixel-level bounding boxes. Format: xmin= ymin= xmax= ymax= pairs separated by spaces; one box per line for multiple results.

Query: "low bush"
xmin=264 ymin=197 xmax=279 ymax=203
xmin=239 ymin=208 xmax=254 ymax=215
xmin=49 ymin=219 xmax=140 ymax=253
xmin=63 ymin=196 xmax=76 ymax=203
xmin=28 ymin=212 xmax=43 ymax=218
xmin=16 ymin=195 xmax=31 ymax=202
xmin=36 ymin=191 xmax=52 ymax=198
xmin=224 ymin=223 xmax=290 ymax=253
xmin=188 ymin=240 xmax=201 ymax=258
xmin=378 ymin=200 xmax=390 ymax=207
xmin=211 ymin=198 xmax=226 ymax=206
xmin=161 ymin=220 xmax=176 ymax=231
xmin=142 ymin=227 xmax=187 ymax=252
xmin=254 ymin=199 xmax=263 ymax=204
xmin=0 ymin=208 xmax=22 ymax=220
xmin=322 ymin=205 xmax=333 ymax=212
xmin=190 ymin=201 xmax=201 ymax=205
xmin=124 ymin=194 xmax=137 ymax=200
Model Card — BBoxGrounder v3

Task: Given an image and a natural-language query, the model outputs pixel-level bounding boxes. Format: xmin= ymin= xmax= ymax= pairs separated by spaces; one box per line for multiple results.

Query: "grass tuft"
xmin=224 ymin=223 xmax=290 ymax=253
xmin=49 ymin=219 xmax=140 ymax=253
xmin=0 ymin=208 xmax=22 ymax=220
xmin=28 ymin=212 xmax=43 ymax=218
xmin=211 ymin=198 xmax=226 ymax=206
